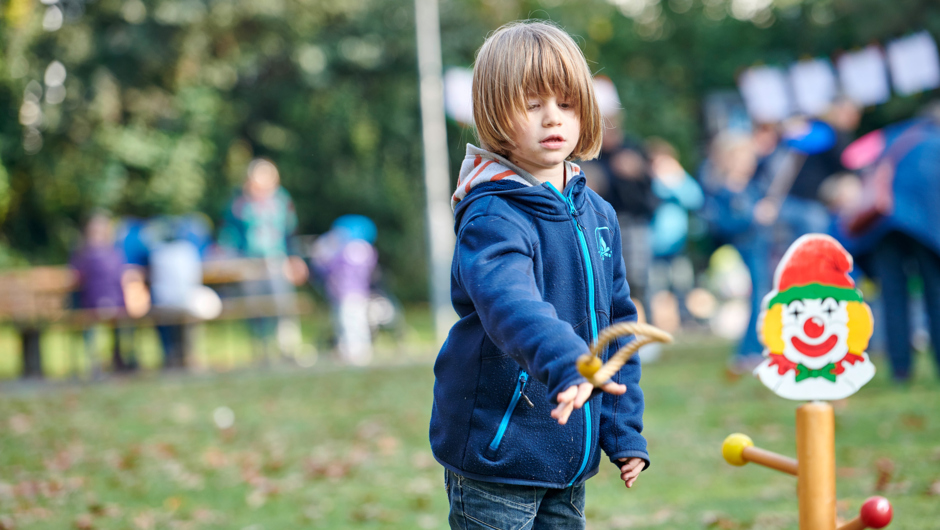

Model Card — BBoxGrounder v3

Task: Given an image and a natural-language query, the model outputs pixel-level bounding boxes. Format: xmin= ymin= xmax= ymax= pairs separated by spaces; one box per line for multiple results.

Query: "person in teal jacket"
xmin=218 ymin=158 xmax=306 ymax=358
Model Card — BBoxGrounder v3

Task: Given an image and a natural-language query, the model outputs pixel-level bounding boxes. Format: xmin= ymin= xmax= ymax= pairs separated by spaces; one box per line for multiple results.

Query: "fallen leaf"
xmin=201 ymin=447 xmax=228 ymax=469
xmin=8 ymin=415 xmax=32 ymax=435
xmin=163 ymin=497 xmax=182 ymax=513
xmin=837 ymin=467 xmax=862 ymax=478
xmin=875 ymin=458 xmax=895 ymax=492
xmin=72 ymin=513 xmax=94 ymax=529
xmin=0 ymin=482 xmax=13 ymax=502
xmin=702 ymin=511 xmax=741 ymax=529
xmin=245 ymin=488 xmax=267 ymax=509
xmin=355 ymin=419 xmax=385 ymax=441
xmin=151 ymin=442 xmax=177 ymax=459
xmin=926 ymin=480 xmax=940 ymax=496
xmin=132 ymin=511 xmax=155 ymax=530
xmin=900 ymin=414 xmax=925 ymax=430
xmin=410 ymin=451 xmax=435 ymax=470
xmin=376 ymin=436 xmax=399 ymax=456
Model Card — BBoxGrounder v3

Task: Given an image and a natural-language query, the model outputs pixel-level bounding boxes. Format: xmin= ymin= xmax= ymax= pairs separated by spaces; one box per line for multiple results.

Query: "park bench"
xmin=0 ymin=258 xmax=313 ymax=378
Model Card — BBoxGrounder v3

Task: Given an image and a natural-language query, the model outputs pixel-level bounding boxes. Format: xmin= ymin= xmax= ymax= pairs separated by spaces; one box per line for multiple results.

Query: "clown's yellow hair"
xmin=758 ymin=301 xmax=873 ymax=354
xmin=846 ymin=301 xmax=873 ymax=353
xmin=759 ymin=305 xmax=785 ymax=353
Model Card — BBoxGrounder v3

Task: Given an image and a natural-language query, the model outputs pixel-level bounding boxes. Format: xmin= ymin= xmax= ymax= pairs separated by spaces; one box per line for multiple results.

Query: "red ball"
xmin=859 ymin=496 xmax=892 ymax=528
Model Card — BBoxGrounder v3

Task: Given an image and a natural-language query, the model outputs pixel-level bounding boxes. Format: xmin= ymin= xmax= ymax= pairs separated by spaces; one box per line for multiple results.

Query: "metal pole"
xmin=414 ymin=0 xmax=456 ymax=345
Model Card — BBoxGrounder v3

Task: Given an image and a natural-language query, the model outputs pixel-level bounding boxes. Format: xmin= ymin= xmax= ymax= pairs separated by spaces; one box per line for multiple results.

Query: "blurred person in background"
xmin=583 ymin=76 xmax=658 ymax=324
xmin=310 ymin=215 xmax=378 ymax=366
xmin=700 ymin=132 xmax=768 ymax=373
xmin=838 ymin=108 xmax=940 ymax=382
xmin=71 ymin=212 xmax=138 ymax=376
xmin=147 ymin=215 xmax=218 ymax=369
xmin=755 ymin=99 xmax=860 ymax=244
xmin=218 ymin=158 xmax=308 ymax=361
xmin=646 ymin=138 xmax=703 ymax=332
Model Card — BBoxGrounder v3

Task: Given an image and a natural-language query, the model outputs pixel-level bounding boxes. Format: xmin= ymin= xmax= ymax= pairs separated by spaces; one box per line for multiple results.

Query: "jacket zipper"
xmin=548 ymin=183 xmax=599 ymax=487
xmin=488 ymin=370 xmax=531 ymax=451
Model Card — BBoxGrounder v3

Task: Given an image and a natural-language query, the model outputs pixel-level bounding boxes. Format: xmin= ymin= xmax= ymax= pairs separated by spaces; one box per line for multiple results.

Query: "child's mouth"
xmin=540 ymin=135 xmax=565 ymax=149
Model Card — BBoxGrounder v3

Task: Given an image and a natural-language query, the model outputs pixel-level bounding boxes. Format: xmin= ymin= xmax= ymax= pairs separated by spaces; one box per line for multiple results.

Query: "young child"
xmin=430 ymin=21 xmax=648 ymax=528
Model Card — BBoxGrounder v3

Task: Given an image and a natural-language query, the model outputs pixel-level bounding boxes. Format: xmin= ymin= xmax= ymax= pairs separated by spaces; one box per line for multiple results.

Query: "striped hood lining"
xmin=451 ymin=144 xmax=582 ymax=211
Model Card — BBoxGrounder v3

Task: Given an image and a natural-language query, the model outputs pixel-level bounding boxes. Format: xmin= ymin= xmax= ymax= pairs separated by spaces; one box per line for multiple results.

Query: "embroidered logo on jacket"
xmin=595 ymin=227 xmax=613 ymax=261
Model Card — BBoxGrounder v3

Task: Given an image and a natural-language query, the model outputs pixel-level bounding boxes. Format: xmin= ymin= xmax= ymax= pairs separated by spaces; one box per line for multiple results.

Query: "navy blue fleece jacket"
xmin=429 ymin=145 xmax=649 ymax=488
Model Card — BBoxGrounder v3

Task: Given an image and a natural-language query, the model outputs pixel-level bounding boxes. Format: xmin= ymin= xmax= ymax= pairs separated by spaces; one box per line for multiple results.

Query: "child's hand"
xmin=551 ymin=380 xmax=626 ymax=425
xmin=618 ymin=457 xmax=644 ymax=488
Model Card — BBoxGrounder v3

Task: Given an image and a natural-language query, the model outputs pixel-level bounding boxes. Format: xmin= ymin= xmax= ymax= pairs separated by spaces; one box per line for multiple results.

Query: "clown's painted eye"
xmin=787 ymin=301 xmax=805 ymax=321
xmin=821 ymin=297 xmax=838 ymax=319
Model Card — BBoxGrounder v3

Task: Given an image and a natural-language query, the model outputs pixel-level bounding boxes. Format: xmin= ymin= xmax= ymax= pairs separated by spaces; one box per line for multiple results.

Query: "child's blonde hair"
xmin=472 ymin=21 xmax=602 ymax=161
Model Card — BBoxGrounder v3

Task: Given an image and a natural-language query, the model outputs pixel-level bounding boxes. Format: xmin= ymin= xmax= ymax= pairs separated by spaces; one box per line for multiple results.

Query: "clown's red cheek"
xmin=803 ymin=317 xmax=825 ymax=338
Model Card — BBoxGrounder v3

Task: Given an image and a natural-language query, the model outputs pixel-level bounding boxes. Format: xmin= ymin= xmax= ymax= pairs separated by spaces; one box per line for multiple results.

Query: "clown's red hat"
xmin=768 ymin=234 xmax=863 ymax=307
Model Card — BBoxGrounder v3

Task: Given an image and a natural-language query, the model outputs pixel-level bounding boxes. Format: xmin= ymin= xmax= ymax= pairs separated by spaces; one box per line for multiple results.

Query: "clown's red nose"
xmin=803 ymin=317 xmax=825 ymax=338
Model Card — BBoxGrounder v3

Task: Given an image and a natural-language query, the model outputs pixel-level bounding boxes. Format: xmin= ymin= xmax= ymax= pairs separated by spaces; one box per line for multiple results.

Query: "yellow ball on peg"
xmin=722 ymin=433 xmax=754 ymax=466
xmin=576 ymin=354 xmax=603 ymax=378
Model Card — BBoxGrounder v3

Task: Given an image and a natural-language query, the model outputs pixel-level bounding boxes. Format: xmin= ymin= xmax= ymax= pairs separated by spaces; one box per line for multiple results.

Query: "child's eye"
xmin=527 ymin=102 xmax=540 ymax=110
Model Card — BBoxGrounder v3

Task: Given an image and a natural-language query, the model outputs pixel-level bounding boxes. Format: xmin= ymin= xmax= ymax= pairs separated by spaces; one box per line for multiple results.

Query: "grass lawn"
xmin=0 ymin=335 xmax=938 ymax=529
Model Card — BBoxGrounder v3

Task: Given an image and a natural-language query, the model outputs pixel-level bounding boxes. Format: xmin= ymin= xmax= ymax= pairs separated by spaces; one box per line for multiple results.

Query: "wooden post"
xmin=20 ymin=328 xmax=43 ymax=378
xmin=797 ymin=402 xmax=836 ymax=530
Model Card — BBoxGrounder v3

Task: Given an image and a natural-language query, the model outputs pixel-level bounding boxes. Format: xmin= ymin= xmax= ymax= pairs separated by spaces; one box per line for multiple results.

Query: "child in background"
xmin=700 ymin=132 xmax=769 ymax=372
xmin=647 ymin=138 xmax=703 ymax=332
xmin=71 ymin=212 xmax=137 ymax=375
xmin=430 ymin=21 xmax=648 ymax=529
xmin=310 ymin=215 xmax=378 ymax=366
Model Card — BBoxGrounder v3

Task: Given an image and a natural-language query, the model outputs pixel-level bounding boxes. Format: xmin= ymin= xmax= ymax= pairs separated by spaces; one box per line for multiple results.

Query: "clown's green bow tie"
xmin=795 ymin=363 xmax=837 ymax=382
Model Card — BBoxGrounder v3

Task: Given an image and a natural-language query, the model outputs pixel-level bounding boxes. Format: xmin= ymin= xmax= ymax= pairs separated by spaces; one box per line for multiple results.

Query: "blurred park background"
xmin=2 ymin=0 xmax=940 ymax=528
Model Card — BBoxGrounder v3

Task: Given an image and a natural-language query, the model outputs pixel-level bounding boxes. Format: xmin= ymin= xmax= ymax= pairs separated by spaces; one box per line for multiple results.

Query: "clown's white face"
xmin=781 ymin=297 xmax=849 ymax=369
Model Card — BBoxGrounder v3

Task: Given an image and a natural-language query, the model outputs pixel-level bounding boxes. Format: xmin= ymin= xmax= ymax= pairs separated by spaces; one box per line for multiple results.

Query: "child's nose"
xmin=543 ymin=102 xmax=563 ymax=124
xmin=803 ymin=317 xmax=825 ymax=338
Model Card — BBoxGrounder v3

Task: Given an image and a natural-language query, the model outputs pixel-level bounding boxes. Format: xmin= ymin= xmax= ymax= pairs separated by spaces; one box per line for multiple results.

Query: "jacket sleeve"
xmin=598 ymin=216 xmax=650 ymax=470
xmin=457 ymin=212 xmax=589 ymax=403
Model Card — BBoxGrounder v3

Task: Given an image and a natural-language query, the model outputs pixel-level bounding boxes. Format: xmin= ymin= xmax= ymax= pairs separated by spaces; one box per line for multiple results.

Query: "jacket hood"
xmin=452 ymin=144 xmax=585 ymax=225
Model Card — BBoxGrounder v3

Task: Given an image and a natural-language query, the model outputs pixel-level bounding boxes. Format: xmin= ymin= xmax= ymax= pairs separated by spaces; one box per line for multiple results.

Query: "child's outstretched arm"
xmin=458 ymin=211 xmax=599 ymax=405
xmin=597 ymin=214 xmax=651 ymax=475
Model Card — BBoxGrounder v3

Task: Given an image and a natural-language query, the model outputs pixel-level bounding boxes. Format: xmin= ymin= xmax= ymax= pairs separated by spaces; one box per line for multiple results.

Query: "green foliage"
xmin=1 ymin=0 xmax=938 ymax=300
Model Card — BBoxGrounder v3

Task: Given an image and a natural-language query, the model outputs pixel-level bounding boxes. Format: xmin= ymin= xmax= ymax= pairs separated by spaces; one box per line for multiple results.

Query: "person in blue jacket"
xmin=699 ymin=132 xmax=769 ymax=371
xmin=430 ymin=21 xmax=648 ymax=529
xmin=837 ymin=113 xmax=940 ymax=382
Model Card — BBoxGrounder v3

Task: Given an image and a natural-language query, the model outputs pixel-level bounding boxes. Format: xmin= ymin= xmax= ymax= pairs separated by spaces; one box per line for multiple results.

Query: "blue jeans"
xmin=735 ymin=230 xmax=772 ymax=360
xmin=445 ymin=470 xmax=585 ymax=530
xmin=871 ymin=232 xmax=940 ymax=380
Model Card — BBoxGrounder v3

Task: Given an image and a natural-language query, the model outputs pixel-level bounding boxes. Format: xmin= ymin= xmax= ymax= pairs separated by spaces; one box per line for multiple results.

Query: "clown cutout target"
xmin=754 ymin=234 xmax=876 ymax=401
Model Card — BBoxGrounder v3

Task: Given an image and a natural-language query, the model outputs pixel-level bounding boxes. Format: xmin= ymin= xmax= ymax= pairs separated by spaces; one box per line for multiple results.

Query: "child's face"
xmin=507 ymin=94 xmax=580 ymax=181
xmin=245 ymin=163 xmax=280 ymax=200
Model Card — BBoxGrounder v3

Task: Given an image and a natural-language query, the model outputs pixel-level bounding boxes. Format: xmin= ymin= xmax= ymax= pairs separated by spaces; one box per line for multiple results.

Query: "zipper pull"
xmin=518 ymin=371 xmax=533 ymax=407
xmin=565 ymin=197 xmax=584 ymax=230
xmin=520 ymin=392 xmax=535 ymax=408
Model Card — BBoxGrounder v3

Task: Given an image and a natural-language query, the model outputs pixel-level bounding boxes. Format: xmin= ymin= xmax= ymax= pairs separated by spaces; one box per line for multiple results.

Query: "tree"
xmin=1 ymin=0 xmax=937 ymax=300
